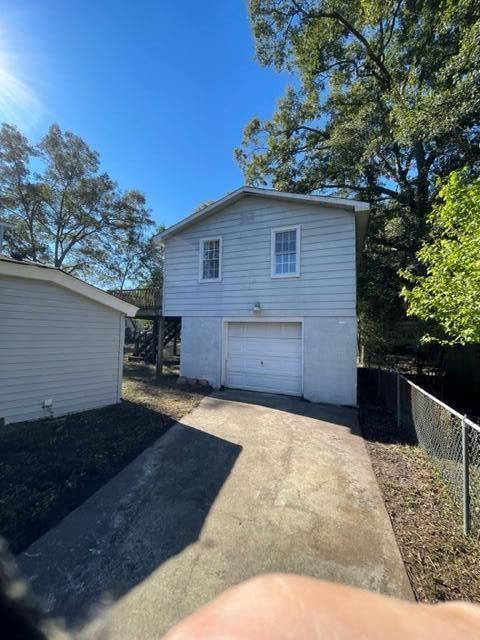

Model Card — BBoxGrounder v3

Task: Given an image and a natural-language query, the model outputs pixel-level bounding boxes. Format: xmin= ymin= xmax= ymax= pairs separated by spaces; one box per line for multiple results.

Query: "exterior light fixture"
xmin=253 ymin=301 xmax=261 ymax=313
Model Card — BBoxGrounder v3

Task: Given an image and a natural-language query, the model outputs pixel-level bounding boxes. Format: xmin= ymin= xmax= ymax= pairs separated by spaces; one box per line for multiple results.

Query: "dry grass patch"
xmin=122 ymin=359 xmax=209 ymax=419
xmin=360 ymin=404 xmax=480 ymax=602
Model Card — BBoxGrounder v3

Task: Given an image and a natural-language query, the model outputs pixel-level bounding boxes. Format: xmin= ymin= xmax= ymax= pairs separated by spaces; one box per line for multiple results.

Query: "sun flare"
xmin=0 ymin=33 xmax=43 ymax=129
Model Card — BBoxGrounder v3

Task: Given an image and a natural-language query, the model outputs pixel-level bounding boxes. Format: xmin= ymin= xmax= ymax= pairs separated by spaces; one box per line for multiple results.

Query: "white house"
xmin=159 ymin=187 xmax=369 ymax=406
xmin=0 ymin=255 xmax=138 ymax=425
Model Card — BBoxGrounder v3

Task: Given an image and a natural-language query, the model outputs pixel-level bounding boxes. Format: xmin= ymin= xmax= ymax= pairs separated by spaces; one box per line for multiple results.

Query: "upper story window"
xmin=271 ymin=226 xmax=300 ymax=278
xmin=199 ymin=237 xmax=222 ymax=281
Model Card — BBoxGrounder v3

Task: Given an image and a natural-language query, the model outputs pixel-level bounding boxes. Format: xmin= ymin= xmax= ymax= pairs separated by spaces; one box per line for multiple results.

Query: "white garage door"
xmin=225 ymin=322 xmax=302 ymax=396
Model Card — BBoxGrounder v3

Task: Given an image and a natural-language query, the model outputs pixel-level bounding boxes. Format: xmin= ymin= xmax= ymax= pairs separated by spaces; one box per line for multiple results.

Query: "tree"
xmin=97 ymin=222 xmax=165 ymax=290
xmin=0 ymin=123 xmax=158 ymax=286
xmin=238 ymin=0 xmax=479 ymax=216
xmin=401 ymin=169 xmax=480 ymax=345
xmin=237 ymin=1 xmax=480 ymax=355
xmin=0 ymin=124 xmax=48 ymax=262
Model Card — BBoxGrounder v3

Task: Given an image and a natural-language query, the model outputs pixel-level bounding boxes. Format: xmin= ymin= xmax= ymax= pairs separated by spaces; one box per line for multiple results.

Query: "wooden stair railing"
xmin=131 ymin=317 xmax=181 ymax=364
xmin=108 ymin=287 xmax=162 ymax=317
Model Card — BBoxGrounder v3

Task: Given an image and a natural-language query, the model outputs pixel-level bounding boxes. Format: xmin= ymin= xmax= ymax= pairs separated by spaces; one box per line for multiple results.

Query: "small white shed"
xmin=0 ymin=256 xmax=138 ymax=425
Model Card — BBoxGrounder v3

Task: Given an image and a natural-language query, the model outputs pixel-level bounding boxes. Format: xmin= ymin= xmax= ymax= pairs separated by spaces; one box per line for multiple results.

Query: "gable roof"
xmin=0 ymin=255 xmax=138 ymax=316
xmin=157 ymin=186 xmax=370 ymax=245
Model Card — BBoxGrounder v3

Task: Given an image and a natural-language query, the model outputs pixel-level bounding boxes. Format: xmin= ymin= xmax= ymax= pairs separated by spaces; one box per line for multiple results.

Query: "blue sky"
xmin=0 ymin=1 xmax=291 ymax=227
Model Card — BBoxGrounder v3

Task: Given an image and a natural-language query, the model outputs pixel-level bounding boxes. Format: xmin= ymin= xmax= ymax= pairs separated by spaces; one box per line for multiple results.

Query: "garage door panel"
xmin=240 ymin=322 xmax=301 ymax=340
xmin=227 ymin=371 xmax=302 ymax=395
xmin=228 ymin=337 xmax=301 ymax=357
xmin=228 ymin=354 xmax=302 ymax=377
xmin=226 ymin=322 xmax=303 ymax=396
xmin=228 ymin=324 xmax=247 ymax=338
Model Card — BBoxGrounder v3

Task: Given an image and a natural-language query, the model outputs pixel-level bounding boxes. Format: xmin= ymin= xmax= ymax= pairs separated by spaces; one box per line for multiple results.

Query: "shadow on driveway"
xmin=18 ymin=422 xmax=241 ymax=629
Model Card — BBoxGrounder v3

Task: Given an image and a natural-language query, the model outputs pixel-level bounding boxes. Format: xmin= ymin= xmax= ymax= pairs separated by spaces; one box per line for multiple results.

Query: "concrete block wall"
xmin=180 ymin=316 xmax=357 ymax=406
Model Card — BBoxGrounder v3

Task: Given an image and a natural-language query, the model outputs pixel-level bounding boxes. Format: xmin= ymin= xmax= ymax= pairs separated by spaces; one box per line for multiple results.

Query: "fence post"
xmin=156 ymin=316 xmax=165 ymax=379
xmin=396 ymin=373 xmax=401 ymax=429
xmin=462 ymin=417 xmax=471 ymax=535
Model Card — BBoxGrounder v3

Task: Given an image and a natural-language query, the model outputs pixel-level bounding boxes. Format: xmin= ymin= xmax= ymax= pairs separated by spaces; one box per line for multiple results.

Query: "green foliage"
xmin=238 ymin=1 xmax=480 ymax=353
xmin=0 ymin=124 xmax=48 ymax=262
xmin=239 ymin=1 xmax=480 ymax=206
xmin=94 ymin=221 xmax=165 ymax=290
xmin=0 ymin=123 xmax=162 ymax=287
xmin=402 ymin=170 xmax=480 ymax=345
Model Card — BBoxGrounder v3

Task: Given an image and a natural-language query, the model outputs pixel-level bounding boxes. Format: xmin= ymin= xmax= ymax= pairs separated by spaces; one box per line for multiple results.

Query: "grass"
xmin=360 ymin=403 xmax=480 ymax=602
xmin=0 ymin=358 xmax=211 ymax=554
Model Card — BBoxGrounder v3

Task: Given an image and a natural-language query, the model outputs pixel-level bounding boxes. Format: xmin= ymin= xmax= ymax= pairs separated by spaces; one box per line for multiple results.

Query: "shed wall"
xmin=0 ymin=275 xmax=124 ymax=424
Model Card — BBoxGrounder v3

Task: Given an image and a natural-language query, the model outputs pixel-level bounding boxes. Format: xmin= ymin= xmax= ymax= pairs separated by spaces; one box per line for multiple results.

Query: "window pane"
xmin=274 ymin=229 xmax=297 ymax=274
xmin=202 ymin=239 xmax=220 ymax=279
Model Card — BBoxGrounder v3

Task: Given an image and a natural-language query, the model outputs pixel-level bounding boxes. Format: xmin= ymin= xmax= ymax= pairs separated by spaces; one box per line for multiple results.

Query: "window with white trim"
xmin=199 ymin=237 xmax=222 ymax=281
xmin=271 ymin=226 xmax=300 ymax=277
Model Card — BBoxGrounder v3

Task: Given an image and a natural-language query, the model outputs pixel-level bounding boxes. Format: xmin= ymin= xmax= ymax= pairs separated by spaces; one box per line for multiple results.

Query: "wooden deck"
xmin=108 ymin=286 xmax=180 ymax=377
xmin=108 ymin=287 xmax=162 ymax=319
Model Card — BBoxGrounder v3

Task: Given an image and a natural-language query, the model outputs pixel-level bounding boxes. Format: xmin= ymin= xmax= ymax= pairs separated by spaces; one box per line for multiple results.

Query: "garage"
xmin=225 ymin=321 xmax=303 ymax=396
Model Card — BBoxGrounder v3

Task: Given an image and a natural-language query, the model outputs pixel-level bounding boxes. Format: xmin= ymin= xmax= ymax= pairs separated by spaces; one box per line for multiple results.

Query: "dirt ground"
xmin=360 ymin=403 xmax=480 ymax=602
xmin=0 ymin=359 xmax=210 ymax=554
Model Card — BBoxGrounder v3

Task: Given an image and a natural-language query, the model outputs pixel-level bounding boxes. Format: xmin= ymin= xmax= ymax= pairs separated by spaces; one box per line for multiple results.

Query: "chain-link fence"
xmin=370 ymin=369 xmax=480 ymax=535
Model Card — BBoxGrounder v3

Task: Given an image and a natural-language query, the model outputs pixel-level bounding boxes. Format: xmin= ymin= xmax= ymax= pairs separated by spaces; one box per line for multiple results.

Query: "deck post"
xmin=133 ymin=332 xmax=140 ymax=357
xmin=156 ymin=315 xmax=165 ymax=378
xmin=173 ymin=333 xmax=178 ymax=356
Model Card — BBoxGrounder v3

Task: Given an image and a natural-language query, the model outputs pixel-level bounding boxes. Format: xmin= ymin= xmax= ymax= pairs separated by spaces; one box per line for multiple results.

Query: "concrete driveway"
xmin=18 ymin=390 xmax=412 ymax=638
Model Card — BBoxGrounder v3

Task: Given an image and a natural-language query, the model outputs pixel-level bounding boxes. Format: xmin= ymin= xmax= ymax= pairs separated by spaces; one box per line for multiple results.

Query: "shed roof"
xmin=157 ymin=186 xmax=370 ymax=248
xmin=0 ymin=255 xmax=138 ymax=316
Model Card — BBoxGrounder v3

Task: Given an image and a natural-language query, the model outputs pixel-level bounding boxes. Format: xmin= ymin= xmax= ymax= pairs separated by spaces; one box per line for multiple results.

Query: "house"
xmin=159 ymin=187 xmax=369 ymax=406
xmin=0 ymin=255 xmax=138 ymax=425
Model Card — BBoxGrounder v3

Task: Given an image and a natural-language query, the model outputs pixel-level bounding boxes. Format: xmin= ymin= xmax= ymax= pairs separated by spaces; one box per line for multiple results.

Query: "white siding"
xmin=163 ymin=196 xmax=356 ymax=318
xmin=0 ymin=275 xmax=124 ymax=425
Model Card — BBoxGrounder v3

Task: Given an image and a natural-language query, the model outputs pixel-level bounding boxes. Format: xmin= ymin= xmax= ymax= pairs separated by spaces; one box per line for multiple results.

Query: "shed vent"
xmin=240 ymin=211 xmax=255 ymax=225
